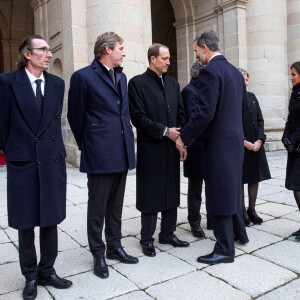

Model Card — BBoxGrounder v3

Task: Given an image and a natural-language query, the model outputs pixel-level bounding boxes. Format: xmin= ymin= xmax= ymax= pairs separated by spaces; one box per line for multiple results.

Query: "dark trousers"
xmin=211 ymin=209 xmax=248 ymax=256
xmin=187 ymin=177 xmax=203 ymax=228
xmin=140 ymin=208 xmax=177 ymax=245
xmin=18 ymin=225 xmax=57 ymax=281
xmin=87 ymin=171 xmax=127 ymax=258
xmin=188 ymin=177 xmax=212 ymax=228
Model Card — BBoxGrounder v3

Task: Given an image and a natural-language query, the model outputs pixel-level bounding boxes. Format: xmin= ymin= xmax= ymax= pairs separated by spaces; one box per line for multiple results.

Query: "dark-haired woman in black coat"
xmin=238 ymin=68 xmax=271 ymax=225
xmin=282 ymin=61 xmax=300 ymax=241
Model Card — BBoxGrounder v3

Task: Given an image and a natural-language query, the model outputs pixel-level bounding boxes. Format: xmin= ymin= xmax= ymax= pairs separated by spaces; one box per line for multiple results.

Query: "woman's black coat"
xmin=128 ymin=68 xmax=185 ymax=213
xmin=283 ymin=83 xmax=300 ymax=190
xmin=242 ymin=92 xmax=271 ymax=184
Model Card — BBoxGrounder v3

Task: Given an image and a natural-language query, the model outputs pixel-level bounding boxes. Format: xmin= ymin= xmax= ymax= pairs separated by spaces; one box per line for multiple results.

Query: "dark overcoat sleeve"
xmin=67 ymin=71 xmax=87 ymax=150
xmin=176 ymin=82 xmax=186 ymax=129
xmin=0 ymin=76 xmax=11 ymax=151
xmin=181 ymin=67 xmax=219 ymax=147
xmin=254 ymin=95 xmax=266 ymax=143
xmin=128 ymin=78 xmax=165 ymax=139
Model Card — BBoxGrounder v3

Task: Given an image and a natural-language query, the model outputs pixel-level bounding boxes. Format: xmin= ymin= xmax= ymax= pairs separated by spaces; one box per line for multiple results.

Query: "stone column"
xmin=86 ymin=0 xmax=151 ymax=80
xmin=246 ymin=0 xmax=288 ymax=150
xmin=287 ymin=0 xmax=300 ymax=68
xmin=215 ymin=0 xmax=248 ymax=68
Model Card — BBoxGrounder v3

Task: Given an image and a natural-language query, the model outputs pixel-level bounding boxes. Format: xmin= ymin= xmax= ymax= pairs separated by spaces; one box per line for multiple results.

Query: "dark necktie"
xmin=108 ymin=69 xmax=116 ymax=87
xmin=35 ymin=79 xmax=43 ymax=115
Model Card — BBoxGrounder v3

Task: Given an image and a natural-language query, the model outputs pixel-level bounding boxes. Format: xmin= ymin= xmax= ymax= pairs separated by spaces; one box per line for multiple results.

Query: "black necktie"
xmin=35 ymin=79 xmax=43 ymax=115
xmin=108 ymin=69 xmax=116 ymax=87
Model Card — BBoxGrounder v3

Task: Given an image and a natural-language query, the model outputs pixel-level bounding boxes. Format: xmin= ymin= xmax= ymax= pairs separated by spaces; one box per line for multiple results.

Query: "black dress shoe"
xmin=23 ymin=280 xmax=37 ymax=300
xmin=243 ymin=210 xmax=251 ymax=226
xmin=159 ymin=235 xmax=190 ymax=247
xmin=247 ymin=209 xmax=263 ymax=224
xmin=191 ymin=226 xmax=205 ymax=238
xmin=94 ymin=257 xmax=109 ymax=278
xmin=38 ymin=274 xmax=72 ymax=289
xmin=106 ymin=247 xmax=139 ymax=264
xmin=142 ymin=242 xmax=156 ymax=257
xmin=197 ymin=251 xmax=234 ymax=265
xmin=295 ymin=235 xmax=300 ymax=241
xmin=292 ymin=228 xmax=300 ymax=236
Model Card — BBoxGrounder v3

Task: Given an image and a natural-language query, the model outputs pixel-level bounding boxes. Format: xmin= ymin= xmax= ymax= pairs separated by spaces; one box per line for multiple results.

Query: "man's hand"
xmin=176 ymin=136 xmax=185 ymax=152
xmin=168 ymin=127 xmax=181 ymax=142
xmin=180 ymin=148 xmax=187 ymax=161
xmin=253 ymin=139 xmax=262 ymax=152
xmin=244 ymin=140 xmax=255 ymax=151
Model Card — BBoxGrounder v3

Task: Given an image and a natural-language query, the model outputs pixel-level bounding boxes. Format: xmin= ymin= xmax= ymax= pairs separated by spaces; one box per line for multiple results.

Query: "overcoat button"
xmin=35 ymin=138 xmax=39 ymax=143
xmin=53 ymin=136 xmax=56 ymax=141
xmin=55 ymin=114 xmax=59 ymax=119
xmin=37 ymin=159 xmax=40 ymax=164
xmin=54 ymin=157 xmax=58 ymax=162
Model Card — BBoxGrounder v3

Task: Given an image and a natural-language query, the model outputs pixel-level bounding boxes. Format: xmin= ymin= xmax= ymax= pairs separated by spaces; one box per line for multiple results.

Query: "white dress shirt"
xmin=25 ymin=68 xmax=45 ymax=97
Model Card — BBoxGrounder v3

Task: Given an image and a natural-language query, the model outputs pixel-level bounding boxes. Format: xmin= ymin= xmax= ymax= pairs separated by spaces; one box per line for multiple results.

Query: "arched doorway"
xmin=0 ymin=0 xmax=34 ymax=73
xmin=151 ymin=0 xmax=177 ymax=80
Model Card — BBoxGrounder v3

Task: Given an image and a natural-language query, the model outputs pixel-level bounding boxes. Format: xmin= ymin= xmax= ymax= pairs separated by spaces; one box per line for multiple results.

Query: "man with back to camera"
xmin=0 ymin=35 xmax=72 ymax=300
xmin=68 ymin=32 xmax=138 ymax=280
xmin=181 ymin=61 xmax=212 ymax=237
xmin=176 ymin=31 xmax=248 ymax=264
xmin=128 ymin=43 xmax=189 ymax=257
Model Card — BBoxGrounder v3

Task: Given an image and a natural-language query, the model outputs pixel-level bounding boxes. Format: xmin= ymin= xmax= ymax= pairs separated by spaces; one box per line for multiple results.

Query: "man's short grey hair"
xmin=190 ymin=61 xmax=202 ymax=78
xmin=194 ymin=31 xmax=220 ymax=52
xmin=237 ymin=67 xmax=249 ymax=79
xmin=94 ymin=32 xmax=123 ymax=59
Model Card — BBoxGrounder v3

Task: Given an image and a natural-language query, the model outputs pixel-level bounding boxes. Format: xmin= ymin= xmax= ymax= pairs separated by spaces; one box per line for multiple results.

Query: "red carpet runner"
xmin=0 ymin=153 xmax=6 ymax=165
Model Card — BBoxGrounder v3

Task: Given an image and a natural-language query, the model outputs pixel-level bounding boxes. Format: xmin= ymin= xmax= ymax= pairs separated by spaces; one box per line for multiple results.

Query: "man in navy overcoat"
xmin=0 ymin=35 xmax=72 ymax=300
xmin=68 ymin=32 xmax=138 ymax=280
xmin=177 ymin=31 xmax=248 ymax=265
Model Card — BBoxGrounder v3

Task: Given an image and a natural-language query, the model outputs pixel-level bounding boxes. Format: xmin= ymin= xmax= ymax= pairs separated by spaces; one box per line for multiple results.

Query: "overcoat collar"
xmin=91 ymin=59 xmax=125 ymax=97
xmin=146 ymin=67 xmax=166 ymax=89
xmin=208 ymin=54 xmax=227 ymax=64
xmin=11 ymin=68 xmax=61 ymax=135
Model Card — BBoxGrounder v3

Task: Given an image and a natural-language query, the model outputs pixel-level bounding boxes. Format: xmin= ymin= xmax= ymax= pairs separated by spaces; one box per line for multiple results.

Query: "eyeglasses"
xmin=28 ymin=47 xmax=52 ymax=53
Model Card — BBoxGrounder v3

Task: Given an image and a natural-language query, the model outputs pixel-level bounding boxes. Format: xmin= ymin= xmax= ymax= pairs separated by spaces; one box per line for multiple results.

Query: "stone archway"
xmin=151 ymin=0 xmax=178 ymax=79
xmin=0 ymin=0 xmax=34 ymax=73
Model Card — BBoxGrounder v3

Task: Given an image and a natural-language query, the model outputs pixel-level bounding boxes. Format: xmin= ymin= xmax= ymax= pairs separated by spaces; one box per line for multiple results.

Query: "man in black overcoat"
xmin=176 ymin=31 xmax=248 ymax=265
xmin=128 ymin=44 xmax=189 ymax=257
xmin=68 ymin=32 xmax=138 ymax=279
xmin=182 ymin=61 xmax=212 ymax=238
xmin=0 ymin=35 xmax=72 ymax=300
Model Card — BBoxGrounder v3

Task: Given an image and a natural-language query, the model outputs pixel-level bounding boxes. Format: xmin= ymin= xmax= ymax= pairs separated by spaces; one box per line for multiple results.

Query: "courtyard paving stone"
xmin=205 ymin=254 xmax=297 ymax=298
xmin=0 ymin=229 xmax=9 ymax=244
xmin=112 ymin=291 xmax=154 ymax=300
xmin=0 ymin=242 xmax=18 ymax=264
xmin=146 ymin=271 xmax=251 ymax=300
xmin=253 ymin=218 xmax=300 ymax=238
xmin=253 ymin=240 xmax=300 ymax=273
xmin=113 ymin=252 xmax=196 ymax=289
xmin=256 ymin=278 xmax=300 ymax=300
xmin=234 ymin=227 xmax=282 ymax=253
xmin=255 ymin=202 xmax=297 ymax=217
xmin=48 ymin=269 xmax=138 ymax=300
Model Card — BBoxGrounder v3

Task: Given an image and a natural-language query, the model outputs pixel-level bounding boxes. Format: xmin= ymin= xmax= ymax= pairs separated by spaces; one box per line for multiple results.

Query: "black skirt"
xmin=242 ymin=145 xmax=271 ymax=184
xmin=286 ymin=152 xmax=300 ymax=190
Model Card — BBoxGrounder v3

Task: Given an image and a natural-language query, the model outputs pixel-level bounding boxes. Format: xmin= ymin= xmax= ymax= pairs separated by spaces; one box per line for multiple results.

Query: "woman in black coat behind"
xmin=282 ymin=61 xmax=300 ymax=240
xmin=238 ymin=68 xmax=271 ymax=225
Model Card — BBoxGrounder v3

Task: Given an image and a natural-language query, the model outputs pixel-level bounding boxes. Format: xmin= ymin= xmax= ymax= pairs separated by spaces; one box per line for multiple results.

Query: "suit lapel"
xmin=37 ymin=72 xmax=61 ymax=136
xmin=91 ymin=59 xmax=120 ymax=95
xmin=11 ymin=68 xmax=40 ymax=134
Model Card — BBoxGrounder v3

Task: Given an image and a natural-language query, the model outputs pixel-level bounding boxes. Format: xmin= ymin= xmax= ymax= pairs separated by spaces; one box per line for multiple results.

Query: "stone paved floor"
xmin=0 ymin=150 xmax=299 ymax=299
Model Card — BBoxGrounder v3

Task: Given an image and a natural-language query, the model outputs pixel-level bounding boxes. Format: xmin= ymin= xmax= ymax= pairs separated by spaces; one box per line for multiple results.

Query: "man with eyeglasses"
xmin=0 ymin=35 xmax=72 ymax=300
